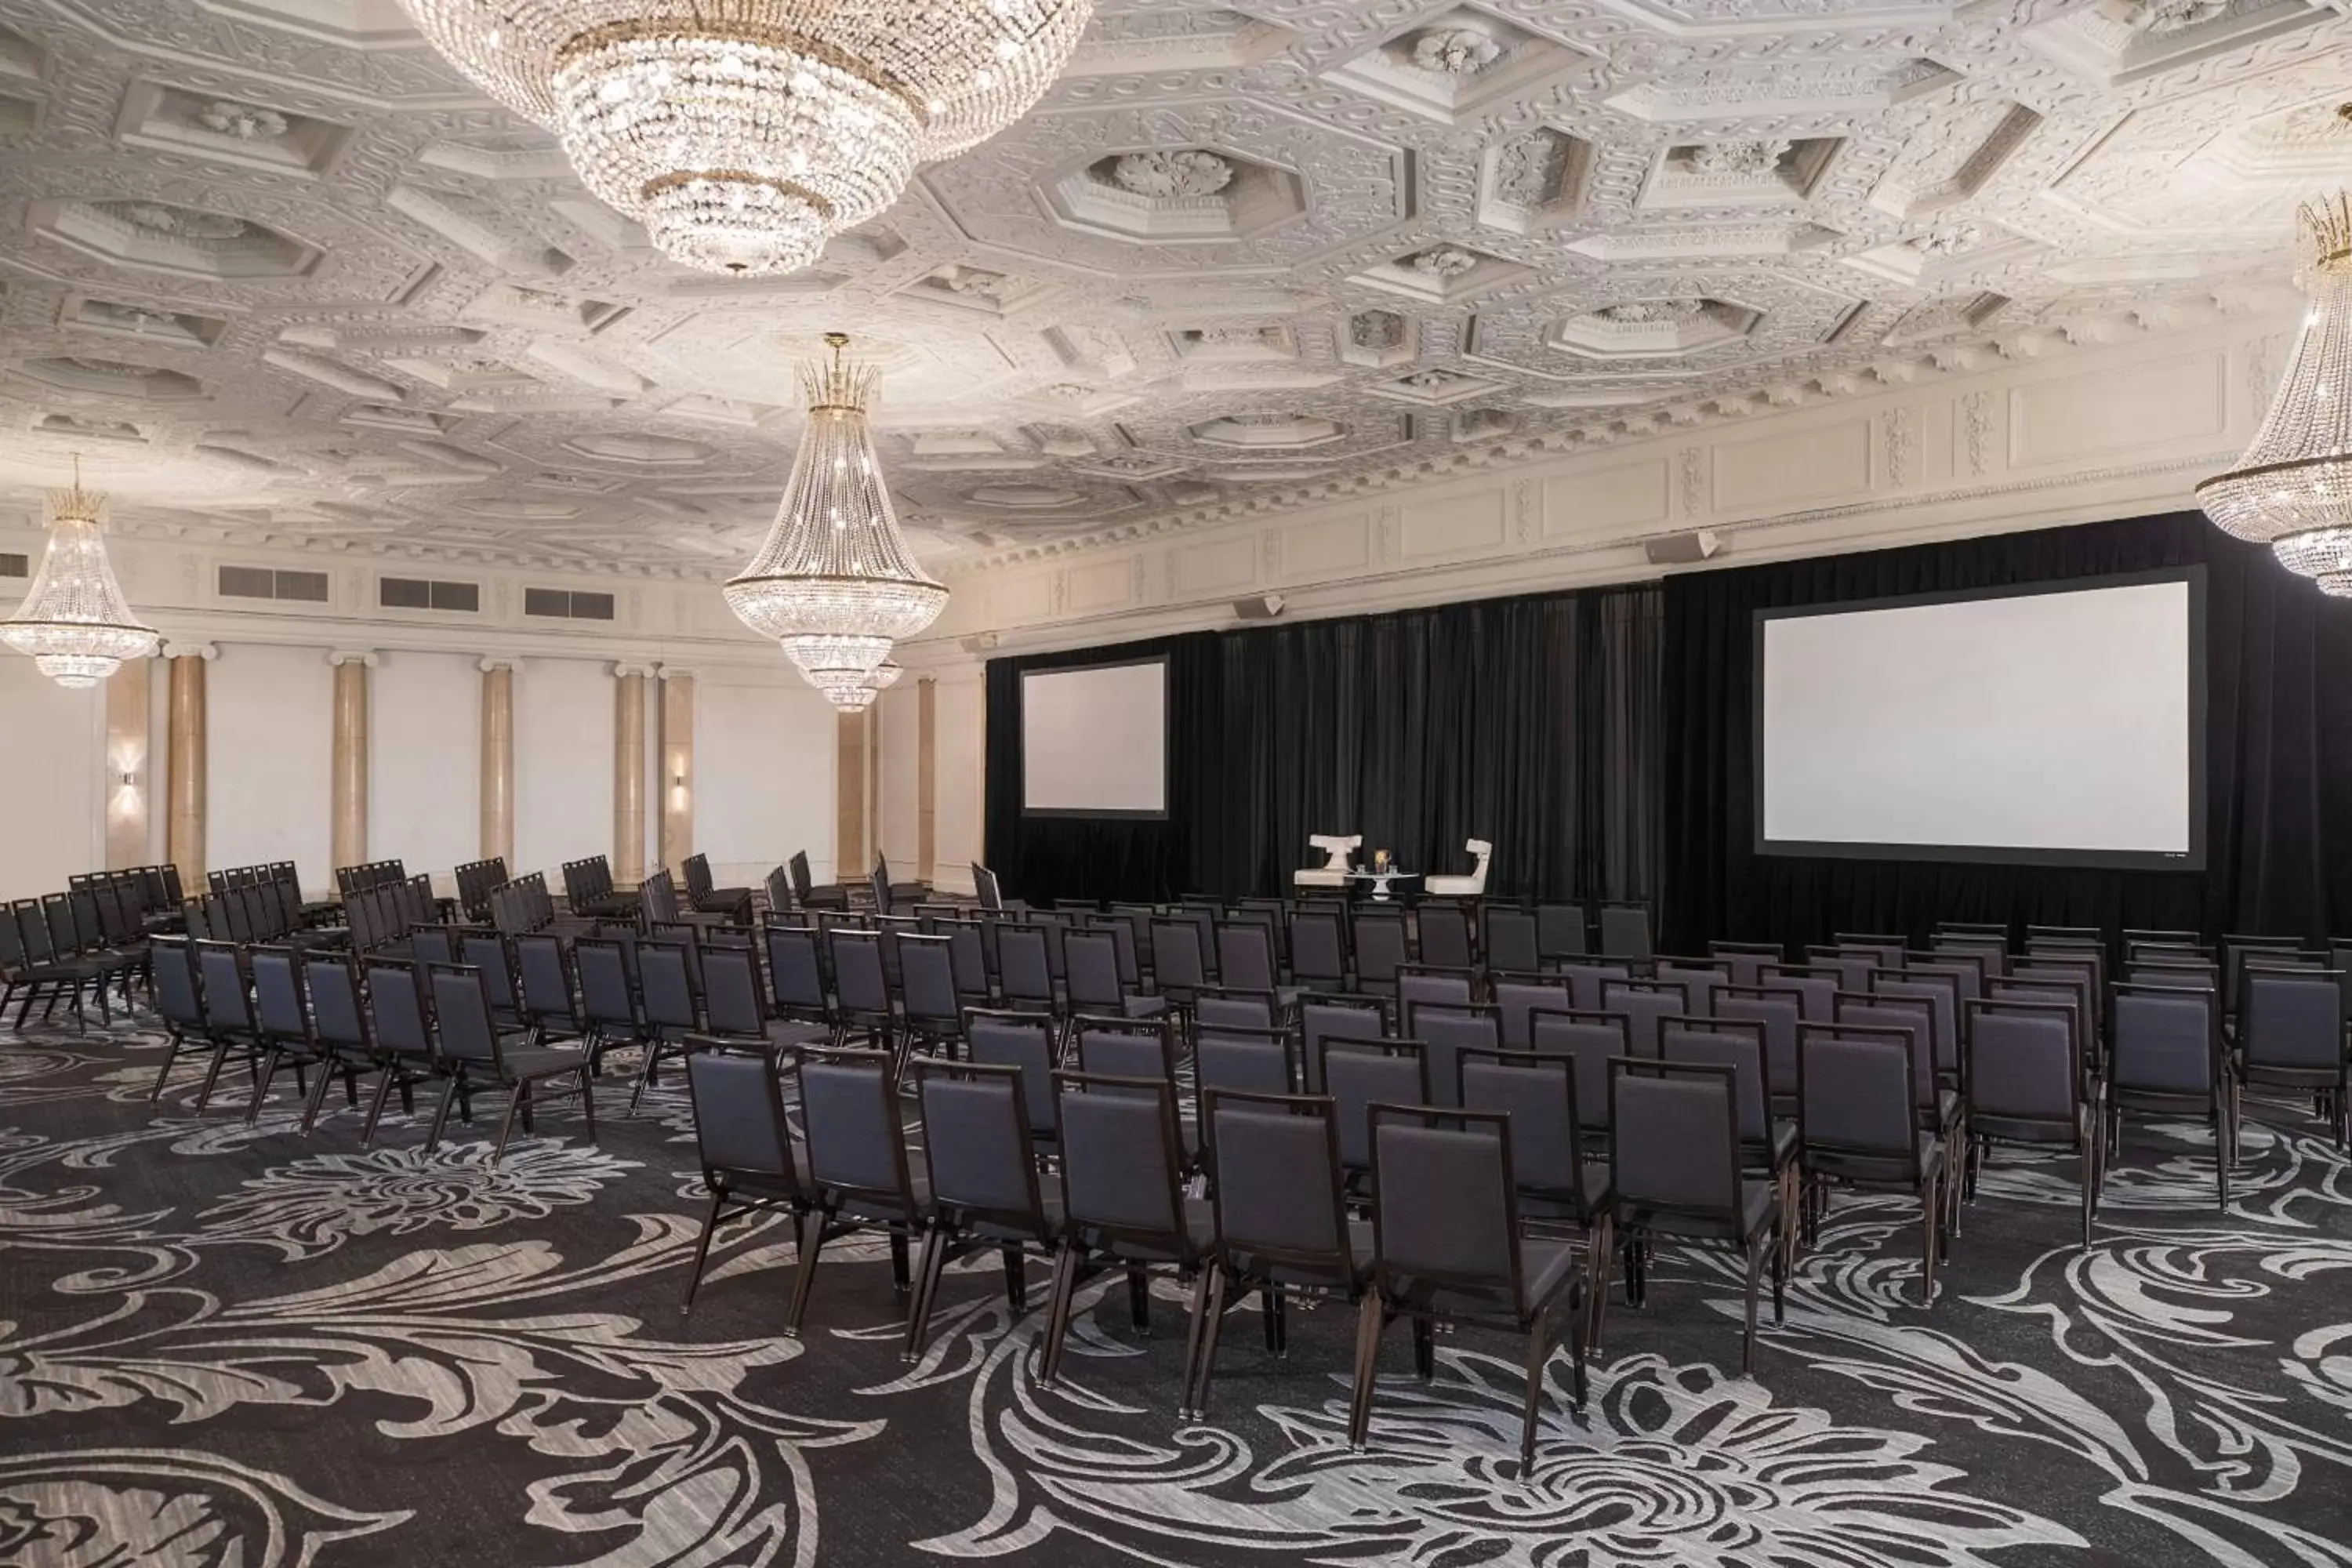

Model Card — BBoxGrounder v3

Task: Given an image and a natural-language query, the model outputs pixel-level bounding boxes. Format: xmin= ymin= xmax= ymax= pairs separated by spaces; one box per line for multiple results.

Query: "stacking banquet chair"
xmin=429 ymin=960 xmax=597 ymax=1163
xmin=1717 ymin=984 xmax=1802 ymax=1116
xmin=245 ymin=946 xmax=327 ymax=1125
xmin=1537 ymin=902 xmax=1588 ymax=962
xmin=896 ymin=934 xmax=969 ymax=1059
xmin=298 ymin=950 xmax=384 ymax=1134
xmin=1352 ymin=909 xmax=1410 ymax=999
xmin=1661 ymin=1016 xmax=1798 ymax=1269
xmin=696 ymin=944 xmax=831 ymax=1054
xmin=789 ymin=1047 xmax=928 ymax=1335
xmin=1760 ymin=964 xmax=1838 ymax=1022
xmin=1215 ymin=920 xmax=1289 ymax=1004
xmin=2235 ymin=967 xmax=2350 ymax=1149
xmin=1194 ymin=985 xmax=1282 ymax=1035
xmin=1067 ymin=1012 xmax=1182 ymax=1144
xmin=1300 ymin=993 xmax=1388 ymax=1093
xmin=1837 ymin=990 xmax=1962 ymax=1232
xmin=144 ymin=936 xmax=208 ymax=1101
xmin=1397 ymin=964 xmax=1476 ymax=1014
xmin=1040 ymin=1070 xmax=1210 ymax=1392
xmin=682 ymin=853 xmax=753 ymax=924
xmin=1065 ymin=928 xmax=1163 ymax=1020
xmin=1492 ymin=972 xmax=1571 ymax=1051
xmin=1601 ymin=976 xmax=1686 ymax=1058
xmin=1483 ymin=906 xmax=1541 ymax=976
xmin=789 ymin=850 xmax=850 ymax=913
xmin=191 ymin=939 xmax=266 ymax=1114
xmin=1653 ymin=958 xmax=1728 ymax=1018
xmin=1355 ymin=1104 xmax=1588 ymax=1468
xmin=997 ymin=925 xmax=1059 ymax=1017
xmin=1403 ymin=999 xmax=1499 ymax=1110
xmin=2107 ymin=982 xmax=2236 ymax=1206
xmin=1457 ymin=1047 xmax=1613 ymax=1347
xmin=1148 ymin=919 xmax=1209 ymax=1014
xmin=1965 ymin=997 xmax=2103 ymax=1247
xmin=1597 ymin=902 xmax=1654 ymax=960
xmin=361 ymin=956 xmax=463 ymax=1149
xmin=1557 ymin=957 xmax=1632 ymax=1012
xmin=1795 ymin=1022 xmax=1947 ymax=1305
xmin=681 ymin=1046 xmax=811 ymax=1316
xmin=575 ymin=938 xmax=644 ymax=1079
xmin=1609 ymin=1058 xmax=1786 ymax=1373
xmin=906 ymin=1060 xmax=1064 ymax=1360
xmin=1192 ymin=1022 xmax=1300 ymax=1138
xmin=1530 ymin=1007 xmax=1632 ymax=1156
xmin=966 ymin=1009 xmax=1063 ymax=1156
xmin=1709 ymin=941 xmax=1784 ymax=989
xmin=1318 ymin=1036 xmax=1428 ymax=1190
xmin=1289 ymin=904 xmax=1348 ymax=991
xmin=764 ymin=925 xmax=835 ymax=1035
xmin=1417 ymin=900 xmax=1476 ymax=971
xmin=1185 ymin=1090 xmax=1367 ymax=1417
xmin=829 ymin=931 xmax=898 ymax=1052
xmin=513 ymin=933 xmax=586 ymax=1050
xmin=628 ymin=940 xmax=702 ymax=1114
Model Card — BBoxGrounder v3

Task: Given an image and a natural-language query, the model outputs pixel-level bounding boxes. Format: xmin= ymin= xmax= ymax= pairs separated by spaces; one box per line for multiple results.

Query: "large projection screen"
xmin=1022 ymin=656 xmax=1170 ymax=818
xmin=1755 ymin=569 xmax=2205 ymax=869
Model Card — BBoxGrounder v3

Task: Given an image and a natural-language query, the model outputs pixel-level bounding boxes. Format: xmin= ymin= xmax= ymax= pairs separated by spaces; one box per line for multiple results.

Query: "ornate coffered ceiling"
xmin=0 ymin=0 xmax=2347 ymax=578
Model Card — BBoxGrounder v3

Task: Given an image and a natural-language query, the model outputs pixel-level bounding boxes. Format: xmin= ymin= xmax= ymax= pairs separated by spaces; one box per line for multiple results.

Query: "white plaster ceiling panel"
xmin=0 ymin=0 xmax=2343 ymax=576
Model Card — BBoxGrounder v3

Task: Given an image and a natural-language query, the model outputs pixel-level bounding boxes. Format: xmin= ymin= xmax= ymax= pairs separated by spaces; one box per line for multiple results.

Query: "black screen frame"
xmin=1018 ymin=653 xmax=1173 ymax=822
xmin=1751 ymin=565 xmax=2209 ymax=871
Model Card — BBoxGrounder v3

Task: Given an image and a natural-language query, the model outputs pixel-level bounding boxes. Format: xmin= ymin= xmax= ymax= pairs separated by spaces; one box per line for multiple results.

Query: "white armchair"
xmin=1293 ymin=833 xmax=1361 ymax=890
xmin=1425 ymin=837 xmax=1492 ymax=898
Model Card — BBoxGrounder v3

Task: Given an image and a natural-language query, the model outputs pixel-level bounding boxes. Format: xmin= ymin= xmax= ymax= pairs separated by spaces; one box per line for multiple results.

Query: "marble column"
xmin=614 ymin=663 xmax=652 ymax=884
xmin=103 ymin=655 xmax=153 ymax=870
xmin=479 ymin=659 xmax=515 ymax=866
xmin=657 ymin=666 xmax=694 ymax=880
xmin=164 ymin=643 xmax=216 ymax=891
xmin=329 ymin=652 xmax=376 ymax=873
xmin=917 ymin=677 xmax=938 ymax=885
xmin=836 ymin=707 xmax=867 ymax=882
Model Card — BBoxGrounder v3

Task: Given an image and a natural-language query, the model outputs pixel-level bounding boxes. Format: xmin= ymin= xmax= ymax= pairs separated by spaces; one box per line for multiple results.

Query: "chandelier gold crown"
xmin=804 ymin=331 xmax=879 ymax=415
xmin=45 ymin=452 xmax=107 ymax=525
xmin=2301 ymin=190 xmax=2352 ymax=272
xmin=2 ymin=452 xmax=163 ymax=688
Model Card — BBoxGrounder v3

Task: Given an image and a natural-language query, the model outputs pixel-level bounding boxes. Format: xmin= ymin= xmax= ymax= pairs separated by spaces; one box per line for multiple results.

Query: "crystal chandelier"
xmin=2 ymin=458 xmax=162 ymax=688
xmin=394 ymin=0 xmax=1093 ymax=276
xmin=728 ymin=335 xmax=946 ymax=691
xmin=825 ymin=659 xmax=902 ymax=714
xmin=2199 ymin=191 xmax=2352 ymax=595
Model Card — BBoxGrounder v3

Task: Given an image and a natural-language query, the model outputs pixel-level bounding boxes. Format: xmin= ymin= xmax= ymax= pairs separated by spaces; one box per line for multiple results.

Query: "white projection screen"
xmin=1022 ymin=657 xmax=1170 ymax=818
xmin=1755 ymin=570 xmax=2205 ymax=869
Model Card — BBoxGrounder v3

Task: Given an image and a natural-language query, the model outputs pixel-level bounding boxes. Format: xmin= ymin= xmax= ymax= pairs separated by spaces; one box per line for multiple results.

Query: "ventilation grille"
xmin=0 ymin=553 xmax=26 ymax=579
xmin=218 ymin=565 xmax=329 ymax=603
xmin=379 ymin=576 xmax=480 ymax=612
xmin=524 ymin=587 xmax=615 ymax=621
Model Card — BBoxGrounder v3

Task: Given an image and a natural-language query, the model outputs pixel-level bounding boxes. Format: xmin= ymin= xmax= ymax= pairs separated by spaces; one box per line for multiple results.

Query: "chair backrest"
xmin=966 ymin=1008 xmax=1061 ymax=1134
xmin=1456 ymin=1047 xmax=1585 ymax=1200
xmin=830 ymin=931 xmax=891 ymax=1019
xmin=1055 ymin=1070 xmax=1189 ymax=1250
xmin=2241 ymin=969 xmax=2346 ymax=1069
xmin=249 ymin=946 xmax=308 ymax=1040
xmin=1215 ymin=921 xmax=1278 ymax=993
xmin=575 ymin=939 xmax=637 ymax=1029
xmin=195 ymin=941 xmax=252 ymax=1033
xmin=2224 ymin=935 xmax=2307 ymax=1014
xmin=1557 ymin=958 xmax=1632 ymax=1011
xmin=1070 ymin=1014 xmax=1176 ymax=1083
xmin=1319 ymin=1036 xmax=1428 ymax=1171
xmin=1193 ymin=1022 xmax=1298 ymax=1099
xmin=1352 ymin=910 xmax=1409 ymax=991
xmin=1759 ymin=964 xmax=1838 ymax=1022
xmin=1402 ymin=1000 xmax=1498 ymax=1109
xmin=1527 ymin=1006 xmax=1628 ymax=1131
xmin=1806 ymin=947 xmax=1878 ymax=993
xmin=1490 ymin=973 xmax=1571 ymax=1050
xmin=1370 ymin=1105 xmax=1523 ymax=1318
xmin=1205 ymin=1090 xmax=1352 ymax=1284
xmin=1610 ymin=1058 xmax=1741 ymax=1221
xmin=364 ymin=958 xmax=431 ymax=1058
xmin=427 ymin=962 xmax=503 ymax=1068
xmin=1796 ymin=1025 xmax=1918 ymax=1162
xmin=2108 ymin=982 xmax=2218 ymax=1096
xmin=1836 ymin=992 xmax=1938 ymax=1112
xmin=1300 ymin=993 xmax=1388 ymax=1092
xmin=303 ymin=951 xmax=367 ymax=1051
xmin=1708 ymin=941 xmax=1782 ymax=989
xmin=1288 ymin=905 xmax=1347 ymax=985
xmin=1652 ymin=958 xmax=1728 ymax=1018
xmin=1062 ymin=928 xmax=1124 ymax=1012
xmin=151 ymin=935 xmax=205 ymax=1029
xmin=1659 ymin=1016 xmax=1770 ymax=1142
xmin=896 ymin=934 xmax=960 ymax=1025
xmin=1483 ymin=906 xmax=1539 ymax=974
xmin=1148 ymin=919 xmax=1206 ymax=1002
xmin=1536 ymin=902 xmax=1588 ymax=960
xmin=688 ymin=1047 xmax=803 ymax=1196
xmin=916 ymin=1061 xmax=1048 ymax=1238
xmin=1599 ymin=976 xmax=1687 ymax=1057
xmin=798 ymin=1049 xmax=916 ymax=1207
xmin=1598 ymin=902 xmax=1653 ymax=960
xmin=1417 ymin=902 xmax=1474 ymax=969
xmin=1194 ymin=986 xmax=1278 ymax=1032
xmin=513 ymin=934 xmax=577 ymax=1028
xmin=1965 ymin=999 xmax=2081 ymax=1123
xmin=765 ymin=925 xmax=829 ymax=1018
xmin=1397 ymin=964 xmax=1476 ymax=1014
xmin=1715 ymin=984 xmax=1802 ymax=1098
xmin=1870 ymin=971 xmax=1959 ymax=1080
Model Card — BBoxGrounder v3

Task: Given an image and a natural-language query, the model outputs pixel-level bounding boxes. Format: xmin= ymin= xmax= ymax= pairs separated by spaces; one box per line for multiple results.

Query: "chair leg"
xmin=1178 ymin=1265 xmax=1215 ymax=1418
xmin=424 ymin=1072 xmax=463 ymax=1152
xmin=1920 ymin=1172 xmax=1940 ymax=1309
xmin=681 ymin=1189 xmax=724 ymax=1317
xmin=902 ymin=1227 xmax=950 ymax=1362
xmin=1189 ymin=1266 xmax=1229 ymax=1419
xmin=359 ymin=1069 xmax=397 ymax=1148
xmin=243 ymin=1048 xmax=281 ymax=1126
xmin=1038 ymin=1239 xmax=1080 ymax=1385
xmin=889 ymin=1230 xmax=912 ymax=1295
xmin=191 ymin=1042 xmax=230 ymax=1115
xmin=1346 ymin=1294 xmax=1385 ymax=1453
xmin=1740 ymin=1238 xmax=1764 ymax=1377
xmin=1518 ymin=1314 xmax=1551 ymax=1472
xmin=576 ymin=1069 xmax=597 ymax=1144
xmin=148 ymin=1033 xmax=184 ymax=1102
xmin=785 ymin=1210 xmax=829 ymax=1338
xmin=1410 ymin=1314 xmax=1436 ymax=1381
xmin=2078 ymin=1127 xmax=2096 ymax=1250
xmin=490 ymin=1080 xmax=528 ymax=1164
xmin=1001 ymin=1244 xmax=1025 ymax=1311
xmin=1127 ymin=1265 xmax=1151 ymax=1334
xmin=1584 ymin=1211 xmax=1614 ymax=1355
xmin=299 ymin=1058 xmax=338 ymax=1134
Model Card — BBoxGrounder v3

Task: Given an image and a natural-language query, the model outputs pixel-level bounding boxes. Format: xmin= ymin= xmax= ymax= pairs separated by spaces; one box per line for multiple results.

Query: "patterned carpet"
xmin=2 ymin=1008 xmax=2348 ymax=1568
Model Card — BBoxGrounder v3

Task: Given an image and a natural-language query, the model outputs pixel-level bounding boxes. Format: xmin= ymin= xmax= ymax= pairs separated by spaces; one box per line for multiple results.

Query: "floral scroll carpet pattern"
xmin=1 ymin=1016 xmax=2347 ymax=1567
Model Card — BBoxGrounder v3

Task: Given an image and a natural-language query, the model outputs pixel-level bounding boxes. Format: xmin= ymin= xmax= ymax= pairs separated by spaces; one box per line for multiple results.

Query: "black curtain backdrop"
xmin=1661 ymin=510 xmax=2352 ymax=950
xmin=985 ymin=583 xmax=1661 ymax=905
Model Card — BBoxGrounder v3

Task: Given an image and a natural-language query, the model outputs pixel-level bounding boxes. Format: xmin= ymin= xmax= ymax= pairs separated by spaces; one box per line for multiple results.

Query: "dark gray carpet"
xmin=2 ymin=1010 xmax=2347 ymax=1567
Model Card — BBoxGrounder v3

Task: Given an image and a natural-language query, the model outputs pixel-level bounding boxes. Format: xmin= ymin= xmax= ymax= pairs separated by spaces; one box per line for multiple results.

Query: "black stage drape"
xmin=985 ymin=583 xmax=1661 ymax=905
xmin=1660 ymin=510 xmax=2352 ymax=949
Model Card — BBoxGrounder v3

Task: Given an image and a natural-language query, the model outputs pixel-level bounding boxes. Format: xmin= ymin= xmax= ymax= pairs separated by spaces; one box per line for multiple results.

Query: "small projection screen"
xmin=1755 ymin=569 xmax=2205 ymax=869
xmin=1021 ymin=655 xmax=1170 ymax=818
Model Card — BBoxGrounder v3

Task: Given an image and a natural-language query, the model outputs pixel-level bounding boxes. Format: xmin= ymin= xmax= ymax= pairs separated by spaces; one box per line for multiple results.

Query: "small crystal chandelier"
xmin=728 ymin=335 xmax=946 ymax=692
xmin=2199 ymin=191 xmax=2352 ymax=595
xmin=2 ymin=457 xmax=162 ymax=688
xmin=825 ymin=659 xmax=902 ymax=714
xmin=393 ymin=0 xmax=1093 ymax=276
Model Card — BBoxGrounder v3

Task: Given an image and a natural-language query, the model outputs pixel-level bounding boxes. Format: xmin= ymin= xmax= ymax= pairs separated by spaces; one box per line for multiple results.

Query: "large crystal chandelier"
xmin=2199 ymin=191 xmax=2352 ymax=595
xmin=727 ymin=335 xmax=946 ymax=692
xmin=2 ymin=459 xmax=161 ymax=688
xmin=394 ymin=0 xmax=1093 ymax=276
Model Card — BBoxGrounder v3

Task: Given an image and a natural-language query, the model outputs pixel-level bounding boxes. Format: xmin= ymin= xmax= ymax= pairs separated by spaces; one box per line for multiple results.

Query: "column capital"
xmin=655 ymin=664 xmax=695 ymax=681
xmin=328 ymin=649 xmax=379 ymax=669
xmin=612 ymin=661 xmax=658 ymax=680
xmin=477 ymin=657 xmax=516 ymax=673
xmin=162 ymin=641 xmax=217 ymax=661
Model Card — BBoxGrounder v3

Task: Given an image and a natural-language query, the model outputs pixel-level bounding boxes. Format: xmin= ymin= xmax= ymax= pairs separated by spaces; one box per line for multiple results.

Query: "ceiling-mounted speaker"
xmin=1643 ymin=529 xmax=1722 ymax=567
xmin=1234 ymin=592 xmax=1287 ymax=620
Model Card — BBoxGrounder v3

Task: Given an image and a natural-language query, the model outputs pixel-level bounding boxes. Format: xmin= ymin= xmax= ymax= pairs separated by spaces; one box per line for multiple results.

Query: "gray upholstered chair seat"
xmin=716 ymin=1155 xmax=811 ymax=1204
xmin=2234 ymin=1051 xmax=2343 ymax=1089
xmin=1120 ymin=994 xmax=1170 ymax=1019
xmin=967 ymin=1190 xmax=1064 ymax=1244
xmin=1744 ymin=1120 xmax=1798 ymax=1170
xmin=1971 ymin=1105 xmax=2092 ymax=1145
xmin=829 ymin=1167 xmax=932 ymax=1226
xmin=1232 ymin=1219 xmax=1376 ymax=1291
xmin=1617 ymin=1177 xmax=1776 ymax=1243
xmin=1069 ymin=1195 xmax=1214 ymax=1264
xmin=496 ymin=1045 xmax=597 ymax=1083
xmin=1811 ymin=1143 xmax=1939 ymax=1187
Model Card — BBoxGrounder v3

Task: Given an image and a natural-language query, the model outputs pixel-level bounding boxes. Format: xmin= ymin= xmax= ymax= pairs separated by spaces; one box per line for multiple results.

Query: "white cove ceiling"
xmin=0 ymin=0 xmax=2347 ymax=580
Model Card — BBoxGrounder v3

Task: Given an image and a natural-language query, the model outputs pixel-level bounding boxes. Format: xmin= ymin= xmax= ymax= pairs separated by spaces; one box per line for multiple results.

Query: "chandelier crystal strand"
xmin=2198 ymin=191 xmax=2352 ymax=587
xmin=727 ymin=335 xmax=946 ymax=689
xmin=2 ymin=457 xmax=162 ymax=688
xmin=395 ymin=0 xmax=1093 ymax=275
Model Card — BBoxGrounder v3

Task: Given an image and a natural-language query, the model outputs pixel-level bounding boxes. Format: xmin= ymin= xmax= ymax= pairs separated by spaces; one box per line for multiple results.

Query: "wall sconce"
xmin=120 ymin=771 xmax=136 ymax=786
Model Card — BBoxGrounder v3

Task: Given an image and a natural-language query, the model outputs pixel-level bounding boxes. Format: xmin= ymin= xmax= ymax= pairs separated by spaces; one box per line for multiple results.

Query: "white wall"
xmin=931 ymin=668 xmax=985 ymax=895
xmin=697 ymin=673 xmax=836 ymax=887
xmin=0 ymin=658 xmax=103 ymax=901
xmin=515 ymin=657 xmax=615 ymax=881
xmin=372 ymin=651 xmax=481 ymax=884
xmin=209 ymin=642 xmax=333 ymax=893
